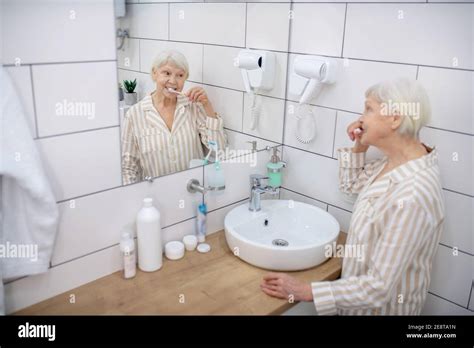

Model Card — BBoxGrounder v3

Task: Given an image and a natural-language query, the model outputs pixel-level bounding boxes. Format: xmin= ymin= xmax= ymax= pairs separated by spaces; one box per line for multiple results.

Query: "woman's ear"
xmin=391 ymin=114 xmax=403 ymax=130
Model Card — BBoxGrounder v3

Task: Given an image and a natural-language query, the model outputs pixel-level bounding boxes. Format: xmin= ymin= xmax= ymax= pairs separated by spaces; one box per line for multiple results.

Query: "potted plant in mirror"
xmin=123 ymin=79 xmax=137 ymax=105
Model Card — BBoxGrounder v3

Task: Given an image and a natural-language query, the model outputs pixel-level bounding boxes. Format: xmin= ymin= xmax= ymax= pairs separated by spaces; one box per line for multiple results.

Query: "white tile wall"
xmin=246 ymin=3 xmax=290 ymax=52
xmin=290 ymin=3 xmax=346 ymax=57
xmin=170 ymin=3 xmax=246 ymax=47
xmin=4 ymin=66 xmax=36 ymax=136
xmin=2 ymin=0 xmax=116 ymax=64
xmin=205 ymin=85 xmax=243 ymax=132
xmin=117 ymin=38 xmax=140 ymax=71
xmin=279 ymin=188 xmax=327 ymax=211
xmin=420 ymin=127 xmax=473 ymax=196
xmin=33 ymin=62 xmax=119 ymax=137
xmin=123 ymin=4 xmax=168 ymax=40
xmin=422 ymin=293 xmax=473 ymax=316
xmin=203 ymin=44 xmax=245 ymax=91
xmin=429 ymin=245 xmax=472 ymax=307
xmin=36 ymin=127 xmax=122 ymax=201
xmin=284 ymin=102 xmax=336 ymax=158
xmin=327 ymin=205 xmax=352 ymax=234
xmin=282 ymin=146 xmax=353 ymax=212
xmin=442 ymin=190 xmax=473 ymax=255
xmin=344 ymin=4 xmax=474 ymax=70
xmin=418 ymin=67 xmax=473 ymax=135
xmin=243 ymin=94 xmax=285 ymax=143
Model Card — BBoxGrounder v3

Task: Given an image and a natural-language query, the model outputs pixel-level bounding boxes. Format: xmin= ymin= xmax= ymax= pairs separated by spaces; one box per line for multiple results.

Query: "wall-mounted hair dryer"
xmin=290 ymin=55 xmax=338 ymax=104
xmin=235 ymin=49 xmax=275 ymax=130
xmin=289 ymin=56 xmax=338 ymax=144
xmin=235 ymin=49 xmax=275 ymax=93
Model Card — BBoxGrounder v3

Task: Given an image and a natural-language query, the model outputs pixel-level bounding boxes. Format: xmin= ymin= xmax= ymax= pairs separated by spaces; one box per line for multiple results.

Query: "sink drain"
xmin=272 ymin=239 xmax=289 ymax=247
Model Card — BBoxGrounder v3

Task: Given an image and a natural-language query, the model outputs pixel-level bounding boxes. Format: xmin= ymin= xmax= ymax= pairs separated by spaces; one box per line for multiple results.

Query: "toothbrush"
xmin=353 ymin=128 xmax=362 ymax=135
xmin=167 ymin=87 xmax=187 ymax=97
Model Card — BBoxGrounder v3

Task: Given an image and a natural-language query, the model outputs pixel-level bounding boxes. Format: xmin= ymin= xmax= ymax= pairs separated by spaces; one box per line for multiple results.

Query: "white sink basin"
xmin=224 ymin=199 xmax=340 ymax=271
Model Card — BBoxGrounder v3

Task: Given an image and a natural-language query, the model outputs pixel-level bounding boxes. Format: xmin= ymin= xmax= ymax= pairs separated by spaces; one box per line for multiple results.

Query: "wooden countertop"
xmin=15 ymin=230 xmax=347 ymax=315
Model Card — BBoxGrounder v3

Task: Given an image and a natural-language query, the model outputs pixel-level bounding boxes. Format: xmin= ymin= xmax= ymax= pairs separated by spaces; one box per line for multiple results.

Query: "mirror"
xmin=115 ymin=5 xmax=286 ymax=186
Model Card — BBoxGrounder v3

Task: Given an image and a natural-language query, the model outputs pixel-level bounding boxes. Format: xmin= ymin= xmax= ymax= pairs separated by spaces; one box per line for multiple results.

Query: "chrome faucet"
xmin=248 ymin=174 xmax=279 ymax=212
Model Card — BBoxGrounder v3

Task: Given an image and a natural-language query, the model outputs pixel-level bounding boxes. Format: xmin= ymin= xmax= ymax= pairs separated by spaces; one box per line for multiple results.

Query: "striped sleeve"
xmin=337 ymin=147 xmax=382 ymax=195
xmin=311 ymin=200 xmax=431 ymax=315
xmin=195 ymin=103 xmax=228 ymax=153
xmin=121 ymin=109 xmax=143 ymax=185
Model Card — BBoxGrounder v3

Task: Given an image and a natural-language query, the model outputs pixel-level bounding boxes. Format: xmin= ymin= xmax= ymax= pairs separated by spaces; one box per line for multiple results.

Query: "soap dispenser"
xmin=267 ymin=148 xmax=286 ymax=189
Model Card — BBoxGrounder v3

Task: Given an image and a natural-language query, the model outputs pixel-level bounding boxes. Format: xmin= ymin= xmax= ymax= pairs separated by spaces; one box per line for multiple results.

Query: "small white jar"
xmin=182 ymin=235 xmax=198 ymax=251
xmin=165 ymin=241 xmax=185 ymax=260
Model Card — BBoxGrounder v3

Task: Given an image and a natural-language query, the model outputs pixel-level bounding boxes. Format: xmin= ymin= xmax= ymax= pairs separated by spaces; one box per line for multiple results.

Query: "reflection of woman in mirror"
xmin=121 ymin=50 xmax=227 ymax=184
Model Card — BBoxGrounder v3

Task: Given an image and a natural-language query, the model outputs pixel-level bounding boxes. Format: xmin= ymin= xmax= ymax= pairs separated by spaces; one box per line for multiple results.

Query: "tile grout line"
xmin=331 ymin=111 xmax=338 ymax=158
xmin=2 ymin=59 xmax=117 ymax=68
xmin=427 ymin=291 xmax=474 ymax=312
xmin=244 ymin=2 xmax=248 ymax=48
xmin=467 ymin=282 xmax=473 ymax=309
xmin=281 ymin=185 xmax=349 ymax=212
xmin=28 ymin=65 xmax=40 ymax=138
xmin=280 ymin=1 xmax=294 ymax=154
xmin=340 ymin=3 xmax=348 ymax=58
xmin=34 ymin=125 xmax=120 ymax=141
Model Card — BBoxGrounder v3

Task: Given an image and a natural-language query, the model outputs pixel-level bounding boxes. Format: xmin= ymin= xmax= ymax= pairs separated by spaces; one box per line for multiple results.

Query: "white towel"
xmin=0 ymin=67 xmax=59 ymax=314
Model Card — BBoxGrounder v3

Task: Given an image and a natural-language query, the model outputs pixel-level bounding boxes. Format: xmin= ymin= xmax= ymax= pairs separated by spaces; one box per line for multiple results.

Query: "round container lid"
xmin=197 ymin=243 xmax=211 ymax=253
xmin=165 ymin=241 xmax=185 ymax=260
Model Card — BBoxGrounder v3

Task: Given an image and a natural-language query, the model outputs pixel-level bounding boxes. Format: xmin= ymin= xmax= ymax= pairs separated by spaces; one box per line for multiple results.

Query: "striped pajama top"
xmin=121 ymin=93 xmax=227 ymax=184
xmin=312 ymin=144 xmax=445 ymax=315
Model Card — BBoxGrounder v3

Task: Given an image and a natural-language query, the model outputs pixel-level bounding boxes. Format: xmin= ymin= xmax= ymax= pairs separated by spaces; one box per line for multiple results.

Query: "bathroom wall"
xmin=116 ymin=0 xmax=473 ymax=316
xmin=1 ymin=0 xmax=276 ymax=314
xmin=2 ymin=0 xmax=472 ymax=316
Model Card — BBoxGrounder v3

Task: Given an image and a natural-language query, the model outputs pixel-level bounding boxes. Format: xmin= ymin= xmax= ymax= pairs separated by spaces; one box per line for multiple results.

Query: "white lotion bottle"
xmin=136 ymin=198 xmax=162 ymax=272
xmin=120 ymin=232 xmax=136 ymax=279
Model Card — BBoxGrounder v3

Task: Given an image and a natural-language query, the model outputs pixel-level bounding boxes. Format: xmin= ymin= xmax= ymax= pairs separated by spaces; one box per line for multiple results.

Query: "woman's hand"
xmin=347 ymin=120 xmax=369 ymax=153
xmin=185 ymin=87 xmax=216 ymax=117
xmin=260 ymin=272 xmax=313 ymax=302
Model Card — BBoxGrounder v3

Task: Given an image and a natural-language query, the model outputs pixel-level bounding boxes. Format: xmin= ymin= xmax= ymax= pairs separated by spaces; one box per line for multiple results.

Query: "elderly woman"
xmin=121 ymin=50 xmax=227 ymax=184
xmin=261 ymin=78 xmax=445 ymax=315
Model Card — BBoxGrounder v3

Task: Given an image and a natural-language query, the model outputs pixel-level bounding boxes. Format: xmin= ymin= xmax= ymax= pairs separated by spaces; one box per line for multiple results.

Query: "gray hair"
xmin=365 ymin=78 xmax=431 ymax=139
xmin=150 ymin=49 xmax=189 ymax=80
